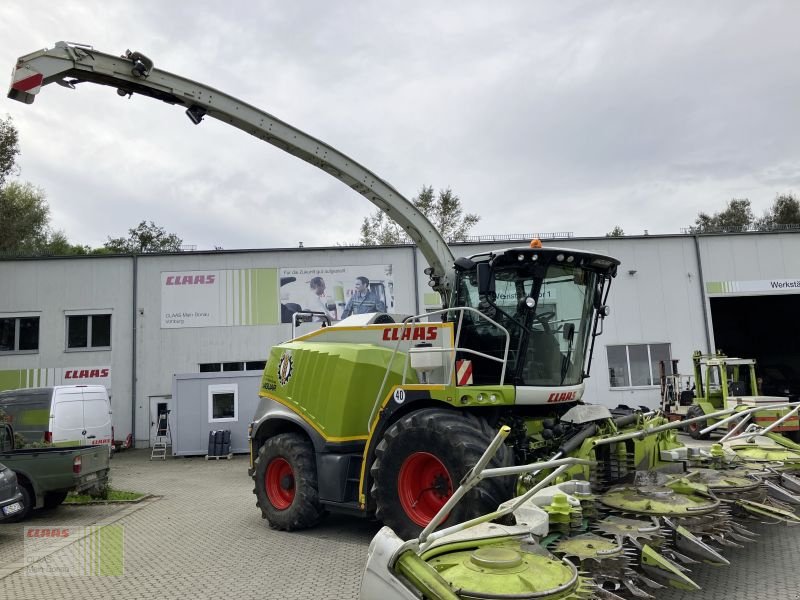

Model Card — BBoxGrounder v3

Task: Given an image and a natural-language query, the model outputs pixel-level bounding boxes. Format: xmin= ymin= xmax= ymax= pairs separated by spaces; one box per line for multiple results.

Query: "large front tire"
xmin=253 ymin=433 xmax=325 ymax=531
xmin=370 ymin=409 xmax=514 ymax=540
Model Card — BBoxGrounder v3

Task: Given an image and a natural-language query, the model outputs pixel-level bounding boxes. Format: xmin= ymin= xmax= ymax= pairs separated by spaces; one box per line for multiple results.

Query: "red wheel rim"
xmin=688 ymin=421 xmax=698 ymax=432
xmin=397 ymin=452 xmax=453 ymax=526
xmin=265 ymin=458 xmax=295 ymax=509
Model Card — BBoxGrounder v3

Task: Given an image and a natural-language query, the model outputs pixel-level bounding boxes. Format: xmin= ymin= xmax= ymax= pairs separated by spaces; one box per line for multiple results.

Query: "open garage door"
xmin=710 ymin=295 xmax=800 ymax=397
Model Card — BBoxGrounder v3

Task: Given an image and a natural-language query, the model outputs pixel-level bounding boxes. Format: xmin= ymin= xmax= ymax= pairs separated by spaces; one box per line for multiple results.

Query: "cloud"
xmin=2 ymin=1 xmax=800 ymax=251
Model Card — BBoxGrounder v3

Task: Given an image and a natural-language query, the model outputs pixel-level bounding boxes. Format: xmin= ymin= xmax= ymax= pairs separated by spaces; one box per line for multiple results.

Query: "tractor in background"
xmin=682 ymin=351 xmax=800 ymax=441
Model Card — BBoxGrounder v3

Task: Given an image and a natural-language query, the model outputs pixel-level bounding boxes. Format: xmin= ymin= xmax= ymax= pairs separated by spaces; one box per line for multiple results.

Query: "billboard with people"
xmin=278 ymin=265 xmax=395 ymax=323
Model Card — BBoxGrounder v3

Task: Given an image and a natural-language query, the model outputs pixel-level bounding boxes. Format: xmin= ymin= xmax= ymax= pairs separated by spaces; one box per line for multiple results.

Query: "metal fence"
xmin=680 ymin=223 xmax=800 ymax=234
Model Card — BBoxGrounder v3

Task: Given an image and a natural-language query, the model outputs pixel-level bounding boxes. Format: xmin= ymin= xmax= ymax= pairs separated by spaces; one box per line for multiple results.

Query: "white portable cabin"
xmin=170 ymin=371 xmax=262 ymax=456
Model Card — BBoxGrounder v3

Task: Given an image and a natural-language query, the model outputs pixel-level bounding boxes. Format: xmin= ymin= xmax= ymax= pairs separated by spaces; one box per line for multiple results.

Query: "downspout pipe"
xmin=693 ymin=234 xmax=713 ymax=353
xmin=131 ymin=254 xmax=138 ymax=446
xmin=412 ymin=246 xmax=420 ymax=315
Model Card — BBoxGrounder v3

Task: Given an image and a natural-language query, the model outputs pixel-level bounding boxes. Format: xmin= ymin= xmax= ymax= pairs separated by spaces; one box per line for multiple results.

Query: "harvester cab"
xmin=449 ymin=244 xmax=617 ymax=390
xmin=684 ymin=351 xmax=800 ymax=441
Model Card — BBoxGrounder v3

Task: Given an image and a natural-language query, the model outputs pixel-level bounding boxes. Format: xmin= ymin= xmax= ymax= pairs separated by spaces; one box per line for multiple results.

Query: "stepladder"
xmin=150 ymin=411 xmax=171 ymax=460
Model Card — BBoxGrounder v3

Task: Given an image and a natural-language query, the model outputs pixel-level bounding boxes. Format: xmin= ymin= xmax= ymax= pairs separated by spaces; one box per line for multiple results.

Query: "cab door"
xmin=81 ymin=388 xmax=113 ymax=450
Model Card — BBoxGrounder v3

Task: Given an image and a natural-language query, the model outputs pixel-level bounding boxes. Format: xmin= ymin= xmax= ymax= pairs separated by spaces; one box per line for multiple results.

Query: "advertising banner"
xmin=161 ymin=269 xmax=279 ymax=328
xmin=706 ymin=278 xmax=800 ymax=295
xmin=0 ymin=366 xmax=111 ymax=393
xmin=279 ymin=264 xmax=395 ymax=323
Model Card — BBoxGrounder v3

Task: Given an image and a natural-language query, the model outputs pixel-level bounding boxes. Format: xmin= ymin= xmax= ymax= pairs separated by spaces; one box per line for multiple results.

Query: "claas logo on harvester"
xmin=381 ymin=326 xmax=439 ymax=342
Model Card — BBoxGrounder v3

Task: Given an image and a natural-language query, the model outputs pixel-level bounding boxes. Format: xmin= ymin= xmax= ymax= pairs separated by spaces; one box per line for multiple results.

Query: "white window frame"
xmin=208 ymin=384 xmax=238 ymax=423
xmin=607 ymin=343 xmax=671 ymax=390
xmin=65 ymin=311 xmax=112 ymax=352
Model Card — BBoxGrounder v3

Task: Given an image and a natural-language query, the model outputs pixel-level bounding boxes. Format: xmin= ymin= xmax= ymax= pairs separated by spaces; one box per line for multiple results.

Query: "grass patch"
xmin=65 ymin=488 xmax=146 ymax=504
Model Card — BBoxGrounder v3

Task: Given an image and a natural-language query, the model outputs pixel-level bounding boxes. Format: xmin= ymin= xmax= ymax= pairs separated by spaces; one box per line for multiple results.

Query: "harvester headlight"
xmin=489 ymin=393 xmax=498 ymax=403
xmin=566 ymin=255 xmax=574 ymax=263
xmin=531 ymin=254 xmax=538 ymax=261
xmin=518 ymin=254 xmax=525 ymax=261
xmin=556 ymin=254 xmax=565 ymax=262
xmin=525 ymin=297 xmax=536 ymax=308
xmin=477 ymin=393 xmax=486 ymax=403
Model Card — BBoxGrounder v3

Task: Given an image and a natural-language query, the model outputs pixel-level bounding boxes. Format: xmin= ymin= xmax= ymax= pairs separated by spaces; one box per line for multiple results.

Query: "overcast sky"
xmin=2 ymin=2 xmax=799 ymax=250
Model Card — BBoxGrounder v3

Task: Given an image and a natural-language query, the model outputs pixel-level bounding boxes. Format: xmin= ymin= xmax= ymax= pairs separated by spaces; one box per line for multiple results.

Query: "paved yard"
xmin=0 ymin=445 xmax=798 ymax=600
xmin=0 ymin=450 xmax=379 ymax=600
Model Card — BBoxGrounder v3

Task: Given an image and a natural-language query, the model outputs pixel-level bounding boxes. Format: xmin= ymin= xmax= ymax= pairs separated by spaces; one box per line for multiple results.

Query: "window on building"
xmin=208 ymin=384 xmax=238 ymax=423
xmin=607 ymin=343 xmax=671 ymax=388
xmin=199 ymin=361 xmax=265 ymax=372
xmin=66 ymin=314 xmax=111 ymax=350
xmin=0 ymin=316 xmax=40 ymax=353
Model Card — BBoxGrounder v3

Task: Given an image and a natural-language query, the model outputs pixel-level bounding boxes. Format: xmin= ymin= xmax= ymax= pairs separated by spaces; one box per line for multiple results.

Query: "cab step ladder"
xmin=150 ymin=412 xmax=171 ymax=460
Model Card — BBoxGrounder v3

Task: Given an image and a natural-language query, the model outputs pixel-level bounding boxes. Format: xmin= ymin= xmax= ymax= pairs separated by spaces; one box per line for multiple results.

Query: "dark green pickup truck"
xmin=0 ymin=422 xmax=110 ymax=521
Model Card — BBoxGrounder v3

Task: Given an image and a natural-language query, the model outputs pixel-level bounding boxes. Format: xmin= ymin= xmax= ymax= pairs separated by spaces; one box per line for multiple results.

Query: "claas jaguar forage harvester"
xmin=13 ymin=42 xmax=791 ymax=547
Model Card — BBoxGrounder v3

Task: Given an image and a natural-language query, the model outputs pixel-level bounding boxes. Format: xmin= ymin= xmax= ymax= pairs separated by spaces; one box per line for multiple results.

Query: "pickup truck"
xmin=0 ymin=422 xmax=110 ymax=521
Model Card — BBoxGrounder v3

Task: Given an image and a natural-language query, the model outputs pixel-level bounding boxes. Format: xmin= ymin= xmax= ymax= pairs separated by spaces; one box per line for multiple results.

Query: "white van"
xmin=0 ymin=385 xmax=113 ymax=453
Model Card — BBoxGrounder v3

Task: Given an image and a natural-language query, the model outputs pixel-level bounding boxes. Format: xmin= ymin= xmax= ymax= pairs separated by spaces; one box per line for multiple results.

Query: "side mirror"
xmin=563 ymin=322 xmax=575 ymax=341
xmin=476 ymin=263 xmax=495 ymax=296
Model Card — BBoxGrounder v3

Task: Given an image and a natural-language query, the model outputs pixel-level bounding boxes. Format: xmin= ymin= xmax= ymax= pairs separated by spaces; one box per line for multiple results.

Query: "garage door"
xmin=710 ymin=295 xmax=800 ymax=396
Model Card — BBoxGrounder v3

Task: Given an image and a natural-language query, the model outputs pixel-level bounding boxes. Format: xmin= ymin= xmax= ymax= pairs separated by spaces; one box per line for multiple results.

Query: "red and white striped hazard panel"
xmin=11 ymin=66 xmax=44 ymax=94
xmin=456 ymin=360 xmax=473 ymax=386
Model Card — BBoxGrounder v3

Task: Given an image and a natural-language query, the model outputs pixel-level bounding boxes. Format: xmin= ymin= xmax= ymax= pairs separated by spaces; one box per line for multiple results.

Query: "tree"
xmin=104 ymin=220 xmax=183 ymax=253
xmin=755 ymin=193 xmax=800 ymax=230
xmin=606 ymin=226 xmax=625 ymax=237
xmin=0 ymin=115 xmax=20 ymax=187
xmin=359 ymin=185 xmax=480 ymax=245
xmin=0 ymin=116 xmax=88 ymax=256
xmin=693 ymin=198 xmax=754 ymax=233
xmin=0 ymin=181 xmax=51 ymax=253
xmin=42 ymin=230 xmax=92 ymax=255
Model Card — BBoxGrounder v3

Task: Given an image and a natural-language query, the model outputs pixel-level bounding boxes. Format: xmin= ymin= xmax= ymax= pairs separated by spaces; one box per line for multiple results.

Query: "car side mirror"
xmin=476 ymin=263 xmax=495 ymax=296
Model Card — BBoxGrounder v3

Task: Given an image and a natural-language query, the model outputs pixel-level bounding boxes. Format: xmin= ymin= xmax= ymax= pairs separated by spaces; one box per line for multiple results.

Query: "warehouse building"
xmin=1 ymin=231 xmax=797 ymax=448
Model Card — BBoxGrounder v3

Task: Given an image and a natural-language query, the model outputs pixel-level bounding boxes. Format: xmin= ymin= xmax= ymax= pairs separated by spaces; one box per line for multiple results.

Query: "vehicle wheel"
xmin=684 ymin=405 xmax=709 ymax=440
xmin=42 ymin=491 xmax=69 ymax=510
xmin=370 ymin=408 xmax=514 ymax=540
xmin=5 ymin=482 xmax=34 ymax=523
xmin=253 ymin=433 xmax=325 ymax=531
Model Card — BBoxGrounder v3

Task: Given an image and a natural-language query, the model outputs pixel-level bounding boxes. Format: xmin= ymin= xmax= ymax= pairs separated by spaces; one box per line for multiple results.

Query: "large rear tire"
xmin=370 ymin=408 xmax=514 ymax=540
xmin=42 ymin=491 xmax=68 ymax=510
xmin=684 ymin=405 xmax=709 ymax=440
xmin=253 ymin=433 xmax=325 ymax=531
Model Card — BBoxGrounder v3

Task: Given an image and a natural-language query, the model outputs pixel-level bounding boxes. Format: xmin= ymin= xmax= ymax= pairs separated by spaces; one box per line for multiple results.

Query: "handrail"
xmin=367 ymin=307 xmax=511 ymax=430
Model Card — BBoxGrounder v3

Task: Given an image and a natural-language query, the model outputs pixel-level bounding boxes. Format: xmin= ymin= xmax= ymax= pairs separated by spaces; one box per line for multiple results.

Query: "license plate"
xmin=2 ymin=502 xmax=22 ymax=516
xmin=82 ymin=473 xmax=98 ymax=482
